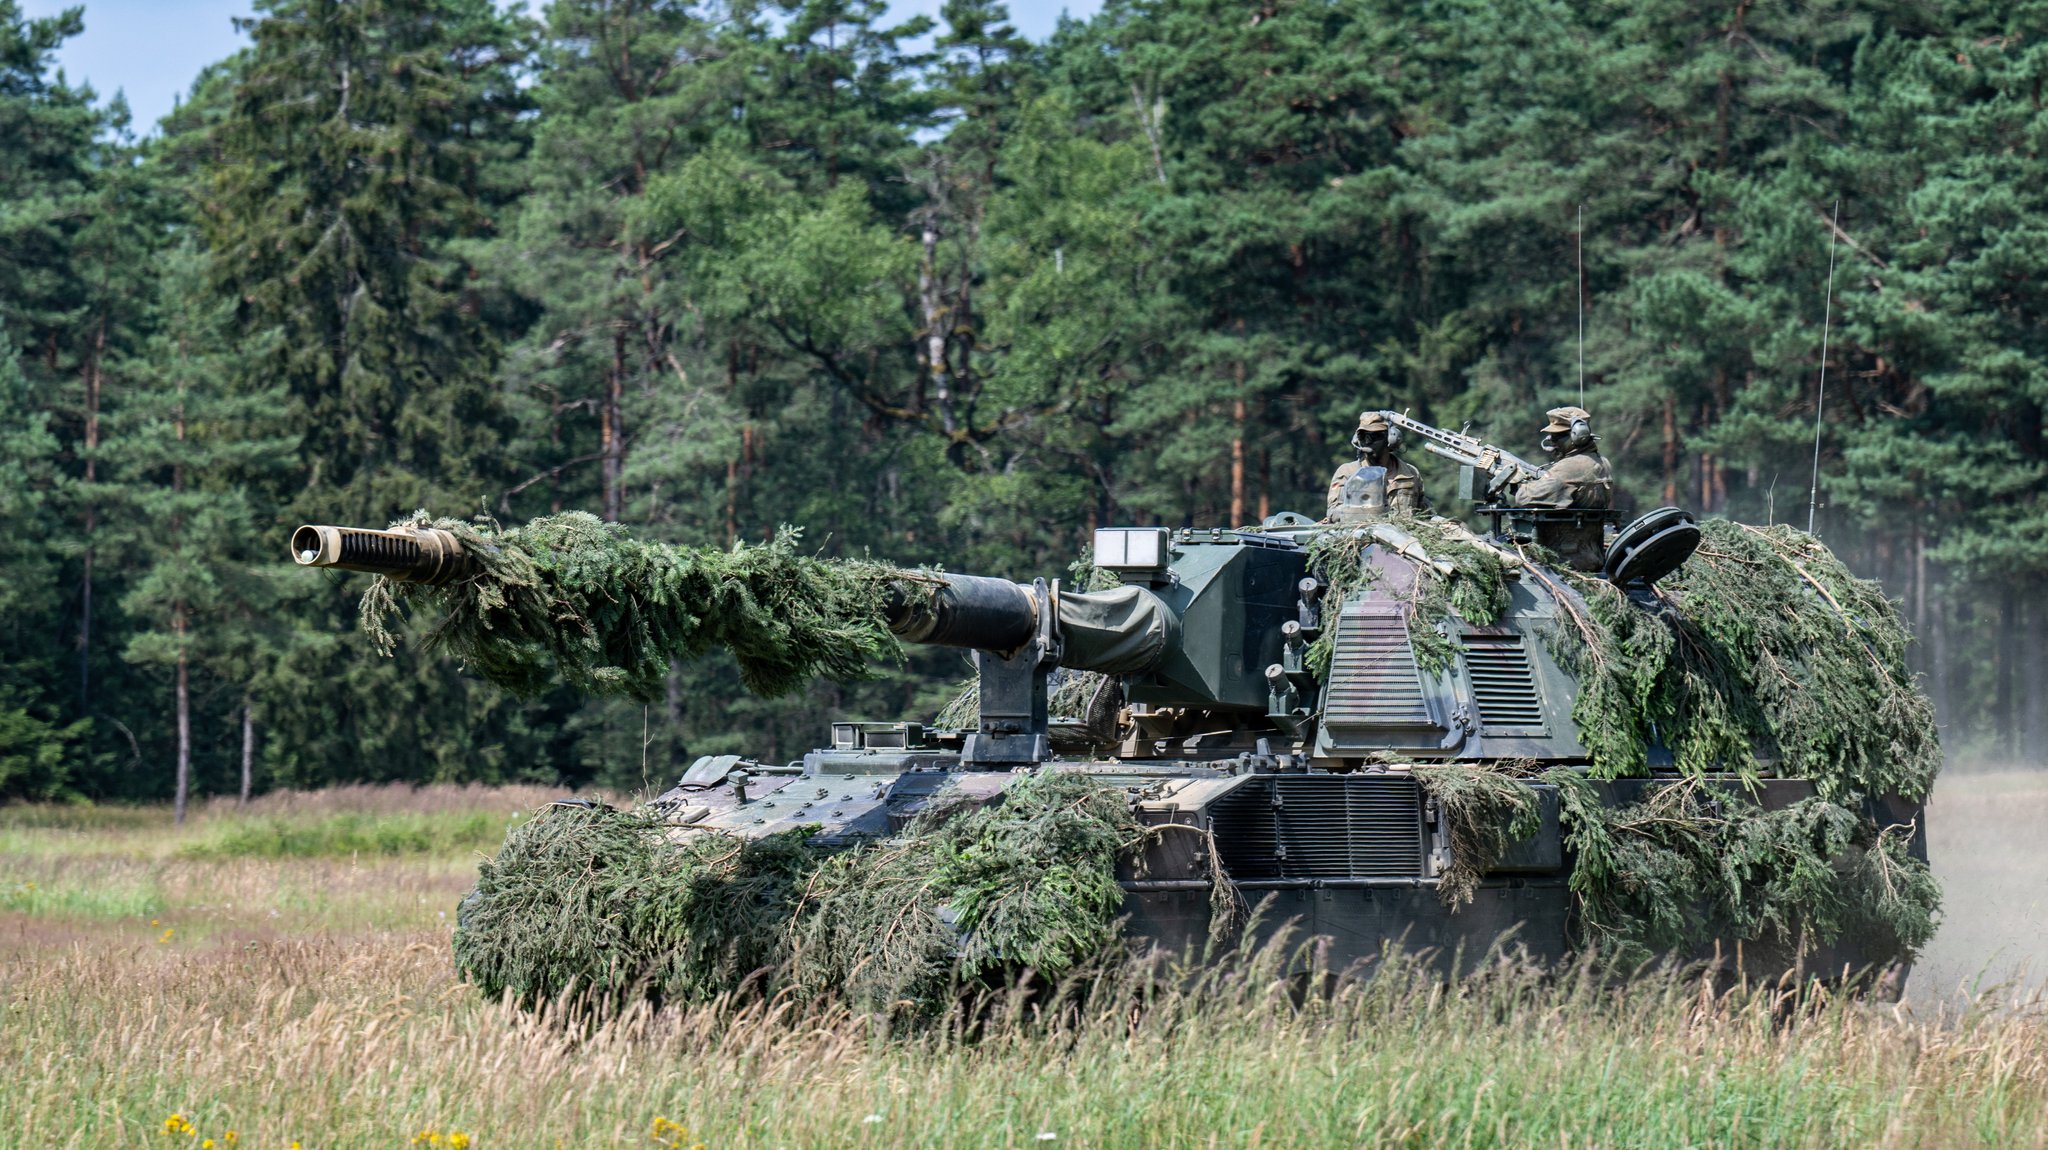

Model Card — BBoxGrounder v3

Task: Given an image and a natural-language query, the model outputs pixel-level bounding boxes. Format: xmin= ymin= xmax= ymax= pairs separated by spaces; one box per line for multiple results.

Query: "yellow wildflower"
xmin=203 ymin=1140 xmax=215 ymax=1149
xmin=448 ymin=1134 xmax=471 ymax=1150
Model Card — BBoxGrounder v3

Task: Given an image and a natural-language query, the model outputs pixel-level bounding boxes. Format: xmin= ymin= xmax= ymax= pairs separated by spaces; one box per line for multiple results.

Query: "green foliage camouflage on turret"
xmin=454 ymin=771 xmax=1145 ymax=1017
xmin=1309 ymin=516 xmax=1938 ymax=802
xmin=1325 ymin=518 xmax=1940 ymax=960
xmin=360 ymin=512 xmax=925 ymax=702
xmin=1303 ymin=520 xmax=1513 ymax=677
xmin=1542 ymin=519 xmax=1941 ymax=802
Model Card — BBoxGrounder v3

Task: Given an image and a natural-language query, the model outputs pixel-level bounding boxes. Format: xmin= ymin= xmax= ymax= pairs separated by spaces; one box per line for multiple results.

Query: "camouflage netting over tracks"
xmin=454 ymin=771 xmax=1144 ymax=1017
xmin=361 ymin=512 xmax=922 ymax=701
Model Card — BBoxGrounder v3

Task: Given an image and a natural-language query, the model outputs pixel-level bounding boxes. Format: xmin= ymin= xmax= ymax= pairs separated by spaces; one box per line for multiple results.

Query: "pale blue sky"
xmin=22 ymin=0 xmax=1101 ymax=131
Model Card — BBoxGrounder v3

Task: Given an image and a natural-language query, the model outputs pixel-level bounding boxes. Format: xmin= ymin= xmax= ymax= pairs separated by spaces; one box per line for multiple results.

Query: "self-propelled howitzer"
xmin=294 ymin=484 xmax=1938 ymax=991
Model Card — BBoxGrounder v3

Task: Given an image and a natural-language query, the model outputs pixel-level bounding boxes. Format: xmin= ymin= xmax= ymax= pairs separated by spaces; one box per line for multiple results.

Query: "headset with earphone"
xmin=1351 ymin=418 xmax=1402 ymax=454
xmin=1542 ymin=417 xmax=1594 ymax=455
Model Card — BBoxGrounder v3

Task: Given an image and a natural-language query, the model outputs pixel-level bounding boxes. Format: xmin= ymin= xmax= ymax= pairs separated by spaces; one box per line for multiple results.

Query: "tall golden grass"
xmin=4 ymin=783 xmax=2046 ymax=1149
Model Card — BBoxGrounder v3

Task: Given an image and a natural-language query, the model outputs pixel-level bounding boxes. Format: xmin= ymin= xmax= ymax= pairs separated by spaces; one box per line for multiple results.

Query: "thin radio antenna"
xmin=1807 ymin=200 xmax=1842 ymax=536
xmin=1576 ymin=204 xmax=1585 ymax=406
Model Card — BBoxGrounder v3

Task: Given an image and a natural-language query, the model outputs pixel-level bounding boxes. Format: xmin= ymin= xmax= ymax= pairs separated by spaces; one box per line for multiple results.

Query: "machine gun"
xmin=1375 ymin=410 xmax=1545 ymax=502
xmin=1370 ymin=410 xmax=1628 ymax=569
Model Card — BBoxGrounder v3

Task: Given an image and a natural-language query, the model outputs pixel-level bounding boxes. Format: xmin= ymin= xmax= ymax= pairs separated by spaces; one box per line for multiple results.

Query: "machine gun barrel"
xmin=1377 ymin=411 xmax=1545 ymax=493
xmin=291 ymin=524 xmax=473 ymax=585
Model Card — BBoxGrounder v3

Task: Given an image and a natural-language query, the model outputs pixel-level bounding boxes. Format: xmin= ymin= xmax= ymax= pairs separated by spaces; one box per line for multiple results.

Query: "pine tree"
xmin=61 ymin=99 xmax=167 ymax=738
xmin=498 ymin=0 xmax=752 ymax=526
xmin=0 ymin=0 xmax=96 ymax=706
xmin=0 ymin=2 xmax=99 ymax=362
xmin=0 ymin=321 xmax=89 ymax=798
xmin=910 ymin=0 xmax=1033 ymax=458
xmin=755 ymin=0 xmax=934 ymax=204
xmin=1815 ymin=5 xmax=2048 ymax=756
xmin=1039 ymin=0 xmax=1422 ymax=527
xmin=202 ymin=0 xmax=559 ymax=789
xmin=112 ymin=241 xmax=293 ymax=821
xmin=0 ymin=1 xmax=123 ymax=796
xmin=207 ymin=0 xmax=529 ymax=525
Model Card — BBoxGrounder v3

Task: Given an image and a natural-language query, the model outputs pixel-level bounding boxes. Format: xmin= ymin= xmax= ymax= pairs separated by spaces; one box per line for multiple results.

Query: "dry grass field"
xmin=4 ymin=778 xmax=2048 ymax=1149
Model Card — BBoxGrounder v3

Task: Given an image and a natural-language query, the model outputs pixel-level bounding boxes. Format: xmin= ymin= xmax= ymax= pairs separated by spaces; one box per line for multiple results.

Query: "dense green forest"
xmin=2 ymin=0 xmax=2043 ymax=804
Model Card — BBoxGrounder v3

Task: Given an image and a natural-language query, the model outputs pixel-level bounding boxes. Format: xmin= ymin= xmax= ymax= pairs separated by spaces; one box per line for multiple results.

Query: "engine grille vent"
xmin=1463 ymin=634 xmax=1545 ymax=733
xmin=1208 ymin=775 xmax=1426 ymax=880
xmin=1322 ymin=604 xmax=1434 ymax=732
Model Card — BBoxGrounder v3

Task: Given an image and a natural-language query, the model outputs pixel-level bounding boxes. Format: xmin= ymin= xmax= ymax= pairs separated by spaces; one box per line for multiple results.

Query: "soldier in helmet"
xmin=1327 ymin=411 xmax=1429 ymax=520
xmin=1513 ymin=406 xmax=1613 ymax=510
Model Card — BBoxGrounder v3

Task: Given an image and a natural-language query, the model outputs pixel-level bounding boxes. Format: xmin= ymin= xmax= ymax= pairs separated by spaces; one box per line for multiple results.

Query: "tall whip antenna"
xmin=1808 ymin=200 xmax=1842 ymax=536
xmin=1577 ymin=203 xmax=1585 ymax=406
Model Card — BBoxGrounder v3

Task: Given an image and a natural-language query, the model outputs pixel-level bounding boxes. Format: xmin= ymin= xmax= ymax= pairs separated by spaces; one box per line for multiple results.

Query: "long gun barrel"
xmin=291 ymin=524 xmax=473 ymax=585
xmin=1378 ymin=410 xmax=1544 ymax=497
xmin=294 ymin=523 xmax=1172 ymax=677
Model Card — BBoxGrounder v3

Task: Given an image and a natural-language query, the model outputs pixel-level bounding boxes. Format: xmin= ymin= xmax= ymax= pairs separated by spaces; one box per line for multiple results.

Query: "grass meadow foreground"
xmin=3 ymin=781 xmax=2047 ymax=1149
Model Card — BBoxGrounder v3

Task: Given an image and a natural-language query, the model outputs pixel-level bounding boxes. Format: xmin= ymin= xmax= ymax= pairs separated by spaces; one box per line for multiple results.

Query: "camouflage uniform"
xmin=1326 ymin=411 xmax=1430 ymax=519
xmin=1326 ymin=457 xmax=1428 ymax=517
xmin=1513 ymin=406 xmax=1613 ymax=510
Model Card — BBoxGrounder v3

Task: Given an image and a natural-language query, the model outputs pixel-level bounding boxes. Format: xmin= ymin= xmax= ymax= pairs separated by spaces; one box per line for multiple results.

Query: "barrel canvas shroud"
xmin=358 ymin=511 xmax=1939 ymax=1010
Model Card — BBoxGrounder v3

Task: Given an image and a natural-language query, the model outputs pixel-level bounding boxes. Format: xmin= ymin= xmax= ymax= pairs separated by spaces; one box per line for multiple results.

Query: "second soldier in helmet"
xmin=1512 ymin=405 xmax=1613 ymax=510
xmin=1326 ymin=411 xmax=1429 ymax=521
